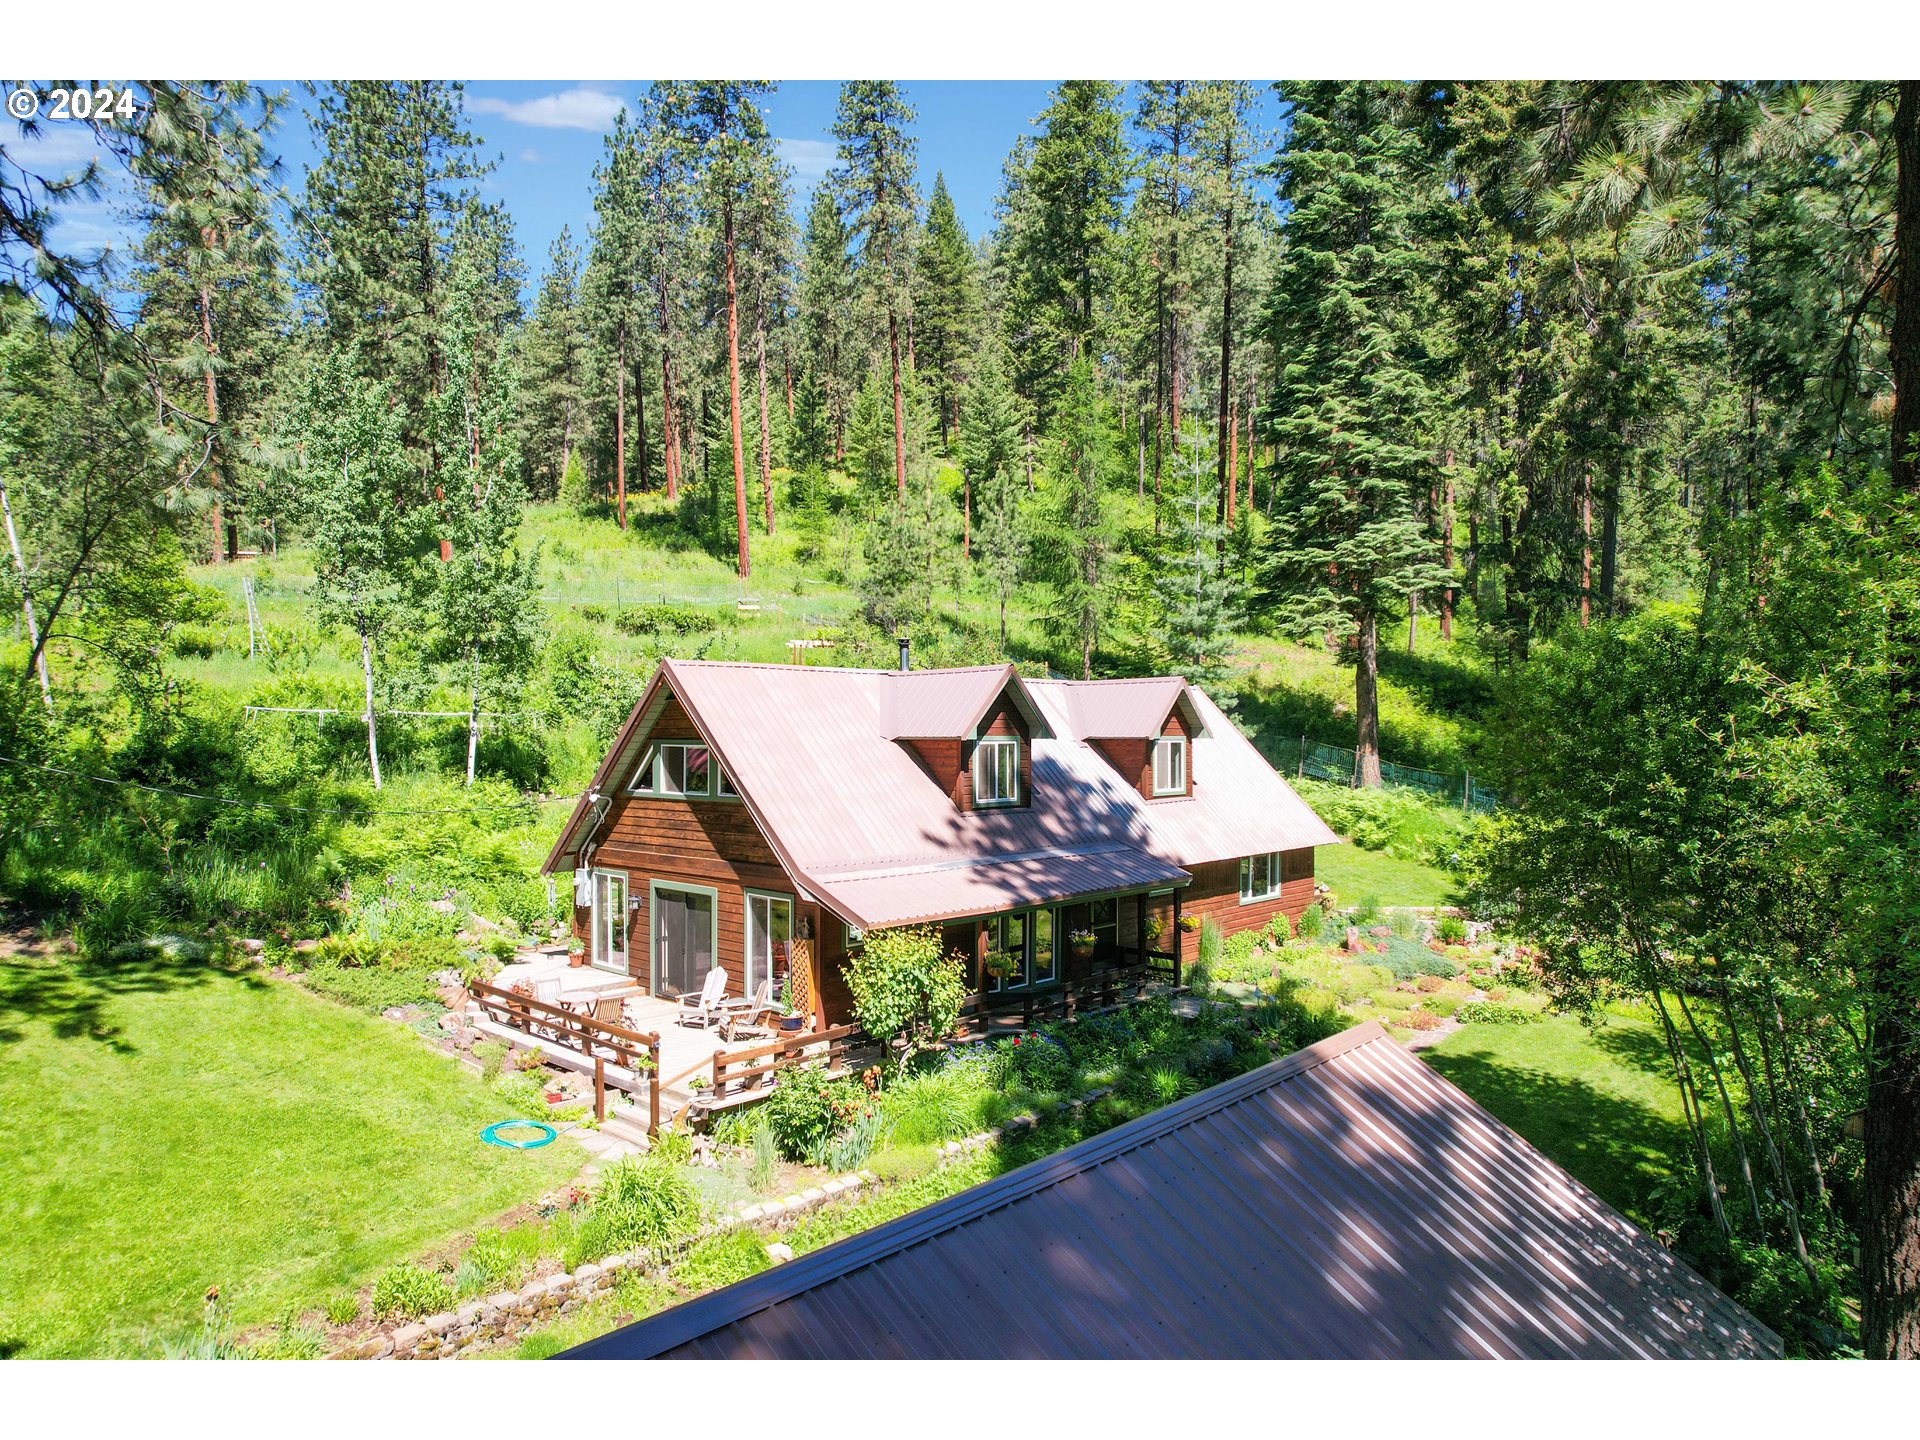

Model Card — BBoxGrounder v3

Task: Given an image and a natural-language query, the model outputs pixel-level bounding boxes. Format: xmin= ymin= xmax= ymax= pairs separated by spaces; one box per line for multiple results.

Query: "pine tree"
xmin=794 ymin=187 xmax=856 ymax=468
xmin=831 ymin=81 xmax=919 ymax=498
xmin=585 ymin=109 xmax=651 ymax=528
xmin=1263 ymin=81 xmax=1448 ymax=785
xmin=1034 ymin=358 xmax=1121 ymax=678
xmin=520 ymin=226 xmax=589 ymax=495
xmin=1155 ymin=421 xmax=1239 ymax=684
xmin=913 ymin=173 xmax=982 ymax=447
xmin=1004 ymin=81 xmax=1128 ymax=419
xmin=1135 ymin=81 xmax=1204 ymax=507
xmin=129 ymin=81 xmax=286 ymax=564
xmin=298 ymin=81 xmax=493 ymax=476
xmin=963 ymin=344 xmax=1029 ymax=646
xmin=1195 ymin=81 xmax=1263 ymax=525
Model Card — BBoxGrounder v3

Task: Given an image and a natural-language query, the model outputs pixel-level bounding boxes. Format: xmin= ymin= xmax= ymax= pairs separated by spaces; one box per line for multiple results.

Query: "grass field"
xmin=0 ymin=944 xmax=576 ymax=1358
xmin=1423 ymin=1009 xmax=1689 ymax=1225
xmin=1315 ymin=844 xmax=1459 ymax=908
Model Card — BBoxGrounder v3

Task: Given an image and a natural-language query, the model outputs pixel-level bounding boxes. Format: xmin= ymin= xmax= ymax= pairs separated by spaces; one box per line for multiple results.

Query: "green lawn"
xmin=0 ymin=946 xmax=576 ymax=1358
xmin=1422 ymin=1009 xmax=1688 ymax=1225
xmin=1316 ymin=843 xmax=1458 ymax=908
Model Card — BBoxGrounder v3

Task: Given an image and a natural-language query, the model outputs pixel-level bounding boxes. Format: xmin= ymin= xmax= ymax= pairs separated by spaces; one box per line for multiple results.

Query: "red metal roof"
xmin=560 ymin=1023 xmax=1781 ymax=1360
xmin=545 ymin=660 xmax=1336 ymax=929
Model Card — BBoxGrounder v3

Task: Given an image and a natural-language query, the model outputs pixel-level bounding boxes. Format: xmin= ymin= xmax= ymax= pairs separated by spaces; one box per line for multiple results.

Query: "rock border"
xmin=330 ymin=1168 xmax=876 ymax=1360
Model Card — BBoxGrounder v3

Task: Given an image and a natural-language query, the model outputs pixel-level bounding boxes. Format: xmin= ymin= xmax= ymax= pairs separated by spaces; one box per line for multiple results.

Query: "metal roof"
xmin=560 ymin=1023 xmax=1781 ymax=1360
xmin=545 ymin=660 xmax=1337 ymax=929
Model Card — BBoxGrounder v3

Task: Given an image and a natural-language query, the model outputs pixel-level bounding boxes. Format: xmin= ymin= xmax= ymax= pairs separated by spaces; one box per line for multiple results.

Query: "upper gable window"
xmin=973 ymin=737 xmax=1020 ymax=807
xmin=1151 ymin=735 xmax=1187 ymax=796
xmin=632 ymin=741 xmax=719 ymax=798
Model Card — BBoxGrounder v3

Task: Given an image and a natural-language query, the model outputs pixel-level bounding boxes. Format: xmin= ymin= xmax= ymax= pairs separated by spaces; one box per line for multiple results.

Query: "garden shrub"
xmin=1351 ymin=894 xmax=1384 ymax=927
xmin=878 ymin=1060 xmax=996 ymax=1146
xmin=816 ymin=1105 xmax=888 ymax=1171
xmin=614 ymin=602 xmax=725 ymax=638
xmin=565 ymin=1156 xmax=701 ymax=1266
xmin=1457 ymin=1000 xmax=1544 ymax=1026
xmin=301 ymin=956 xmax=445 ymax=1013
xmin=1402 ymin=1009 xmax=1442 ymax=1031
xmin=1437 ymin=914 xmax=1467 ymax=944
xmin=1293 ymin=778 xmax=1475 ymax=869
xmin=1377 ymin=934 xmax=1458 ymax=982
xmin=649 ymin=1129 xmax=695 ymax=1166
xmin=673 ymin=1228 xmax=771 ymax=1294
xmin=845 ymin=925 xmax=968 ymax=1070
xmin=993 ymin=1031 xmax=1074 ymax=1094
xmin=762 ymin=1073 xmax=875 ymax=1163
xmin=322 ymin=1292 xmax=360 ymax=1326
xmin=1295 ymin=902 xmax=1326 ymax=942
xmin=1196 ymin=918 xmax=1224 ymax=973
xmin=371 ymin=1263 xmax=453 ymax=1321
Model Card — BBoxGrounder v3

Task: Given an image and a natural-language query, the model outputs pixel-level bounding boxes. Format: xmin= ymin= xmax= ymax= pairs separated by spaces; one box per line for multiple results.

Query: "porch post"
xmin=975 ymin=919 xmax=989 ymax=994
xmin=1172 ymin=889 xmax=1184 ymax=989
xmin=1135 ymin=891 xmax=1147 ymax=969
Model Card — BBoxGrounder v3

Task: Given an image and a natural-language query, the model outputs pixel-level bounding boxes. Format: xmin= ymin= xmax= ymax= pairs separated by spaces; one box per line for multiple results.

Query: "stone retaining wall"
xmin=329 ymin=1168 xmax=877 ymax=1361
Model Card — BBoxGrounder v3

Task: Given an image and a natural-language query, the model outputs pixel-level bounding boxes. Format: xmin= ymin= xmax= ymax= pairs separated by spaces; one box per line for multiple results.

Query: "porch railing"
xmin=709 ymin=1023 xmax=864 ymax=1106
xmin=470 ymin=980 xmax=663 ymax=1134
xmin=956 ymin=961 xmax=1160 ymax=1038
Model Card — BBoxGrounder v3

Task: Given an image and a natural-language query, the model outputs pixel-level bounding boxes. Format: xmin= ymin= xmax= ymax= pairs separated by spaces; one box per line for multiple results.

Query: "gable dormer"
xmin=1078 ymin=682 xmax=1205 ymax=802
xmin=888 ymin=667 xmax=1050 ymax=812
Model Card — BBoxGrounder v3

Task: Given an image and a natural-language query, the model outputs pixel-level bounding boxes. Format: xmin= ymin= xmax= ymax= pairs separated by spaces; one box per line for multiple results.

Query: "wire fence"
xmin=1272 ymin=735 xmax=1500 ymax=813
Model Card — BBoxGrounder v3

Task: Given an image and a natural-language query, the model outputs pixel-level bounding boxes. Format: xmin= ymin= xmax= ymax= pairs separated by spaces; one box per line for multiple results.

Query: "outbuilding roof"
xmin=544 ymin=660 xmax=1337 ymax=930
xmin=560 ymin=1022 xmax=1782 ymax=1361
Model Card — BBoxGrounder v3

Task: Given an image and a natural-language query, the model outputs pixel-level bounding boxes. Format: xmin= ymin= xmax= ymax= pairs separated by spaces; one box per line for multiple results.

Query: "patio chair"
xmin=530 ymin=978 xmax=569 ymax=1041
xmin=717 ymin=977 xmax=774 ymax=1040
xmin=675 ymin=967 xmax=729 ymax=1030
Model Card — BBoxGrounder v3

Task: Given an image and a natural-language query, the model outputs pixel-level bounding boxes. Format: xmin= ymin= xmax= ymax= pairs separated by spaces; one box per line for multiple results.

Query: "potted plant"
xmin=1144 ymin=915 xmax=1167 ymax=945
xmin=777 ymin=977 xmax=805 ymax=1032
xmin=1067 ymin=928 xmax=1096 ymax=962
xmin=983 ymin=952 xmax=1015 ymax=982
xmin=567 ymin=940 xmax=587 ymax=969
xmin=1178 ymin=915 xmax=1201 ymax=934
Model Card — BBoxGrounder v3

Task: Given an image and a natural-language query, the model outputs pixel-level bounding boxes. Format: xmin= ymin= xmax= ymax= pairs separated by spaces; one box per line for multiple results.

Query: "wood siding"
xmin=1179 ymin=848 xmax=1316 ymax=937
xmin=575 ymin=692 xmax=799 ymax=1002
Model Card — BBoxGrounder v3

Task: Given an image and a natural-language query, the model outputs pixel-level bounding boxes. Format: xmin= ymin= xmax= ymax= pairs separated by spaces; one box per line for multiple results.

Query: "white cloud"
xmin=777 ymin=137 xmax=834 ymax=184
xmin=519 ymin=147 xmax=542 ymax=164
xmin=468 ymin=87 xmax=626 ymax=132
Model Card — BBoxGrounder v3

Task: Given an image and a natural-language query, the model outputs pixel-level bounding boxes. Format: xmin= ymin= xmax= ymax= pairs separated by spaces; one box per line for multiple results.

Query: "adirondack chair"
xmin=717 ymin=977 xmax=774 ymax=1039
xmin=675 ymin=967 xmax=729 ymax=1030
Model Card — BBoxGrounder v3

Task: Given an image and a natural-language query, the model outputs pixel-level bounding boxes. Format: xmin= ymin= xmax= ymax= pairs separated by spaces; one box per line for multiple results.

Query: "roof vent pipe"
xmin=898 ymin=633 xmax=911 ymax=672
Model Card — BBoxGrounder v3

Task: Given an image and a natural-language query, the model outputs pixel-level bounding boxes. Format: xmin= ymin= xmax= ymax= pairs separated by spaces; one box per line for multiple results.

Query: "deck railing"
xmin=470 ymin=980 xmax=663 ymax=1134
xmin=956 ymin=961 xmax=1161 ymax=1038
xmin=708 ymin=1023 xmax=864 ymax=1106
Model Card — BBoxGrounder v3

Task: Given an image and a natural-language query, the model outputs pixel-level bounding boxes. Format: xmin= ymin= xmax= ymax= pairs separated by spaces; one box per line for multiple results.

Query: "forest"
xmin=1 ymin=79 xmax=1917 ymax=1359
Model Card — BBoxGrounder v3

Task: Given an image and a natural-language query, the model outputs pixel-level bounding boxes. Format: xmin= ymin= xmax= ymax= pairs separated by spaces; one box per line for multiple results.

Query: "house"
xmin=541 ymin=657 xmax=1338 ymax=1029
xmin=559 ymin=1021 xmax=1783 ymax=1360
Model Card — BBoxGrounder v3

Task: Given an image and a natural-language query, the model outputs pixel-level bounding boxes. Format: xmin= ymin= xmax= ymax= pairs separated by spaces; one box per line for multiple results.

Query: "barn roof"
xmin=560 ymin=1023 xmax=1782 ymax=1361
xmin=544 ymin=660 xmax=1336 ymax=930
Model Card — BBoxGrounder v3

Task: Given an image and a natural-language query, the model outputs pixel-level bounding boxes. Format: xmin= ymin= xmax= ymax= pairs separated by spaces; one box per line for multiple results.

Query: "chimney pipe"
xmin=898 ymin=634 xmax=911 ymax=672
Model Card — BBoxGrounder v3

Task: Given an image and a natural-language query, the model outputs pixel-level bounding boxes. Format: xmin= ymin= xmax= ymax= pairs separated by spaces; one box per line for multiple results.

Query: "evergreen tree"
xmin=831 ymin=81 xmax=919 ymax=497
xmin=963 ymin=344 xmax=1029 ymax=646
xmin=298 ymin=81 xmax=494 ymax=476
xmin=913 ymin=173 xmax=982 ymax=447
xmin=794 ymin=186 xmax=856 ymax=468
xmin=1154 ymin=421 xmax=1239 ymax=684
xmin=1134 ymin=81 xmax=1205 ymax=505
xmin=1262 ymin=81 xmax=1447 ymax=785
xmin=520 ymin=226 xmax=589 ymax=496
xmin=585 ymin=109 xmax=651 ymax=528
xmin=1033 ymin=358 xmax=1122 ymax=678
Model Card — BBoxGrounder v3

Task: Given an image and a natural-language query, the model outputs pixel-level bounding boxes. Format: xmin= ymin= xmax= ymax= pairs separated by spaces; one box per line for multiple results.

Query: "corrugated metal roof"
xmin=809 ymin=844 xmax=1188 ymax=929
xmin=1047 ymin=674 xmax=1193 ymax=738
xmin=560 ymin=1023 xmax=1781 ymax=1361
xmin=884 ymin=664 xmax=1029 ymax=739
xmin=546 ymin=660 xmax=1337 ymax=928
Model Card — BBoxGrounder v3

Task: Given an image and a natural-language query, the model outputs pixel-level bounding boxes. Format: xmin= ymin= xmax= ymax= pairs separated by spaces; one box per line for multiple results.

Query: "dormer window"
xmin=973 ymin=737 xmax=1020 ymax=807
xmin=1152 ymin=736 xmax=1187 ymax=796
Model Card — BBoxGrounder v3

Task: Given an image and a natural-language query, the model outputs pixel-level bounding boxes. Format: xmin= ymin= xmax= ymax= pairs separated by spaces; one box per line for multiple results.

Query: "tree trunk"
xmin=1580 ymin=463 xmax=1593 ymax=628
xmin=725 ymin=206 xmax=750 ymax=580
xmin=1441 ymin=449 xmax=1455 ymax=642
xmin=1153 ymin=273 xmax=1167 ymax=526
xmin=615 ymin=325 xmax=628 ymax=529
xmin=198 ymin=277 xmax=229 ymax=564
xmin=962 ymin=474 xmax=971 ymax=561
xmin=360 ymin=628 xmax=382 ymax=790
xmin=756 ymin=294 xmax=774 ymax=537
xmin=465 ymin=664 xmax=480 ymax=787
xmin=1354 ymin=609 xmax=1382 ymax=787
xmin=1865 ymin=76 xmax=1920 ymax=1362
xmin=1 ymin=477 xmax=52 ymax=709
xmin=889 ymin=306 xmax=906 ymax=499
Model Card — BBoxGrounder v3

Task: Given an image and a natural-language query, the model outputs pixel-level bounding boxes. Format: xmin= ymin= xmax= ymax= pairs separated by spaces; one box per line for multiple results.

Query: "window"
xmin=987 ymin=911 xmax=1028 ymax=991
xmin=1152 ymin=736 xmax=1187 ymax=795
xmin=716 ymin=766 xmax=739 ymax=798
xmin=632 ymin=742 xmax=714 ymax=797
xmin=1240 ymin=852 xmax=1283 ymax=903
xmin=746 ymin=893 xmax=792 ymax=995
xmin=1030 ymin=908 xmax=1055 ymax=985
xmin=1089 ymin=896 xmax=1118 ymax=959
xmin=973 ymin=737 xmax=1020 ymax=807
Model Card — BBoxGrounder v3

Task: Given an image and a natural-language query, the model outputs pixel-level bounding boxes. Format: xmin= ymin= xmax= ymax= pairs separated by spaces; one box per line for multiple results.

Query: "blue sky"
xmin=8 ymin=80 xmax=1284 ymax=305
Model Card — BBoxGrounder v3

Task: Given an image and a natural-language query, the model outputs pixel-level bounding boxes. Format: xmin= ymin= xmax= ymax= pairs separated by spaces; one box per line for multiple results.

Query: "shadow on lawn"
xmin=0 ymin=929 xmax=262 ymax=1054
xmin=1423 ymin=1039 xmax=1688 ymax=1222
